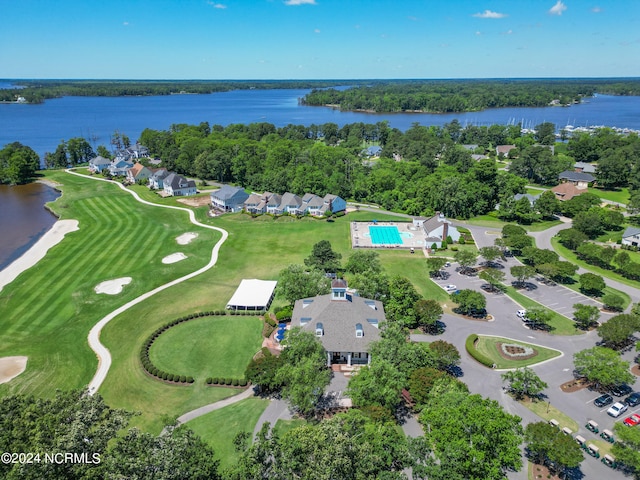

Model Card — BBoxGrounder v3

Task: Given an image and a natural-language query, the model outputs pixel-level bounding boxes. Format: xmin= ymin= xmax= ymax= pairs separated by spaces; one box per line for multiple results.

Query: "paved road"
xmin=176 ymin=387 xmax=255 ymax=424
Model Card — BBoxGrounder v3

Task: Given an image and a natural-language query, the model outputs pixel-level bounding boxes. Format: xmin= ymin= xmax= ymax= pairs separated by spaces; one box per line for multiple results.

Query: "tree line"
xmin=302 ymin=79 xmax=640 ymax=113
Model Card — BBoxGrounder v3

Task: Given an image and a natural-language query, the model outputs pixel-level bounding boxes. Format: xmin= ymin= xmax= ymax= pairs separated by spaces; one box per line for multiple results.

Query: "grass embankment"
xmin=551 ymin=237 xmax=640 ymax=290
xmin=461 ymin=215 xmax=561 ymax=232
xmin=187 ymin=398 xmax=269 ymax=470
xmin=519 ymin=397 xmax=579 ymax=433
xmin=504 ymin=287 xmax=582 ymax=336
xmin=150 ymin=316 xmax=262 ymax=379
xmin=0 ymin=171 xmax=218 ymax=398
xmin=589 ymin=187 xmax=630 ymax=205
xmin=473 ymin=335 xmax=562 ymax=369
xmin=272 ymin=418 xmax=308 ymax=436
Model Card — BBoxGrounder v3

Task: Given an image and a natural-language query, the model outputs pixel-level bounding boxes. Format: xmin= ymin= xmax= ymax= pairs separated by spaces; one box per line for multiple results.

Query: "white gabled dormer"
xmin=331 ymin=279 xmax=348 ymax=301
xmin=316 ymin=322 xmax=324 ymax=337
xmin=355 ymin=323 xmax=364 ymax=338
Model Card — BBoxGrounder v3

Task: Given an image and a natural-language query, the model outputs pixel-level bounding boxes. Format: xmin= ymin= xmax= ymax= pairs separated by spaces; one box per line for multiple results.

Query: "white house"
xmin=414 ymin=213 xmax=461 ymax=248
xmin=622 ymin=227 xmax=640 ymax=248
xmin=88 ymin=156 xmax=112 ymax=173
xmin=126 ymin=163 xmax=152 ymax=184
xmin=148 ymin=168 xmax=170 ymax=189
xmin=163 ymin=173 xmax=197 ymax=196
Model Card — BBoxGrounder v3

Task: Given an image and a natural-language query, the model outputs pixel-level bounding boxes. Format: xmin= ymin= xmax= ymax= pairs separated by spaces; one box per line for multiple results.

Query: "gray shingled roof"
xmin=212 ymin=185 xmax=246 ymax=201
xmin=280 ymin=192 xmax=302 ymax=208
xmin=559 ymin=171 xmax=596 ymax=183
xmin=623 ymin=226 xmax=640 ymax=238
xmin=292 ymin=294 xmax=383 ymax=352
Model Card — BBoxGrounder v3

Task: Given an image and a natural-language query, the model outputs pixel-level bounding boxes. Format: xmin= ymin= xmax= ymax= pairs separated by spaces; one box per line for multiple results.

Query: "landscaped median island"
xmin=465 ymin=334 xmax=562 ymax=369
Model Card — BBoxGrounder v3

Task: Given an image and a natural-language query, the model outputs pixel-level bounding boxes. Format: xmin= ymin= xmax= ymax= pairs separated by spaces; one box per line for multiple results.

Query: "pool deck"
xmin=350 ymin=221 xmax=426 ymax=250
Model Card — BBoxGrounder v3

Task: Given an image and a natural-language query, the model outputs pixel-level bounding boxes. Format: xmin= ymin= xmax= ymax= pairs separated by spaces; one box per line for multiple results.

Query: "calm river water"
xmin=0 ymin=87 xmax=639 ymax=271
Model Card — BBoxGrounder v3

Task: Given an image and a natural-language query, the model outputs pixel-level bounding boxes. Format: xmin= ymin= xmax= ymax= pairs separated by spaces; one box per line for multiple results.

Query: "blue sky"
xmin=1 ymin=0 xmax=638 ymax=79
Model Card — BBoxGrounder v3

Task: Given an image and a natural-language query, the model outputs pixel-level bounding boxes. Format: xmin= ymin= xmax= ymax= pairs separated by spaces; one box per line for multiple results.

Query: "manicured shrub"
xmin=162 ymin=372 xmax=168 ymax=380
xmin=206 ymin=377 xmax=212 ymax=384
xmin=225 ymin=378 xmax=232 ymax=385
xmin=180 ymin=375 xmax=187 ymax=383
xmin=464 ymin=334 xmax=494 ymax=367
xmin=232 ymin=378 xmax=239 ymax=386
xmin=239 ymin=378 xmax=248 ymax=387
xmin=212 ymin=377 xmax=219 ymax=384
xmin=187 ymin=376 xmax=194 ymax=384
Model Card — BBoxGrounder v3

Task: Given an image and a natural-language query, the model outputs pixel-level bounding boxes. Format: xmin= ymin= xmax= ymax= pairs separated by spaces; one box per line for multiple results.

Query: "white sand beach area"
xmin=0 ymin=219 xmax=79 ymax=292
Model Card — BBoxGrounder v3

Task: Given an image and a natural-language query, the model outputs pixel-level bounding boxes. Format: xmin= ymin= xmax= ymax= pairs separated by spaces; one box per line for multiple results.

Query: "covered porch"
xmin=327 ymin=350 xmax=371 ymax=367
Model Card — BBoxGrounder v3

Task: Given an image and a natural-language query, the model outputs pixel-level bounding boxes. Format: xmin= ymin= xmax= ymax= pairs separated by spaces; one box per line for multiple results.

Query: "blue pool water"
xmin=369 ymin=226 xmax=403 ymax=245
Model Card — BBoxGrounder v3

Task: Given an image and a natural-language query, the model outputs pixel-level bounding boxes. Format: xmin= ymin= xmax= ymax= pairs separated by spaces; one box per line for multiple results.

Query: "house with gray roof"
xmin=291 ymin=280 xmax=383 ymax=366
xmin=163 ymin=173 xmax=196 ymax=197
xmin=320 ymin=194 xmax=346 ymax=215
xmin=622 ymin=227 xmax=640 ymax=247
xmin=210 ymin=185 xmax=249 ymax=212
xmin=413 ymin=213 xmax=460 ymax=248
xmin=514 ymin=193 xmax=541 ymax=206
xmin=276 ymin=192 xmax=303 ymax=215
xmin=148 ymin=168 xmax=170 ymax=190
xmin=88 ymin=156 xmax=112 ymax=173
xmin=574 ymin=162 xmax=596 ymax=174
xmin=266 ymin=194 xmax=282 ymax=214
xmin=558 ymin=171 xmax=595 ymax=189
xmin=301 ymin=193 xmax=325 ymax=216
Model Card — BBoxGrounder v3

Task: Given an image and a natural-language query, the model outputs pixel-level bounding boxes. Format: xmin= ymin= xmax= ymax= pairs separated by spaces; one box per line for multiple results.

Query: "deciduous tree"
xmin=501 ymin=367 xmax=548 ymax=399
xmin=304 ymin=240 xmax=342 ymax=273
xmin=277 ymin=264 xmax=330 ymax=305
xmin=572 ymin=304 xmax=600 ymax=330
xmin=573 ymin=346 xmax=634 ymax=390
xmin=579 ymin=272 xmax=606 ymax=296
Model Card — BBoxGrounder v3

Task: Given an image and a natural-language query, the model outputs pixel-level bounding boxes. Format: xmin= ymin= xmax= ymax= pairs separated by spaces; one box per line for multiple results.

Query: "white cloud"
xmin=475 ymin=31 xmax=482 ymax=36
xmin=123 ymin=21 xmax=130 ymax=26
xmin=592 ymin=6 xmax=601 ymax=13
xmin=473 ymin=10 xmax=507 ymax=19
xmin=314 ymin=28 xmax=321 ymax=33
xmin=549 ymin=1 xmax=567 ymax=15
xmin=284 ymin=0 xmax=316 ymax=5
xmin=207 ymin=1 xmax=227 ymax=7
xmin=501 ymin=29 xmax=513 ymax=35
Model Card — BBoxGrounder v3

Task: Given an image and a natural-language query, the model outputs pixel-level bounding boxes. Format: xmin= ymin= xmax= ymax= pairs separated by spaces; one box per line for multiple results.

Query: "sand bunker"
xmin=0 ymin=356 xmax=28 ymax=384
xmin=94 ymin=277 xmax=132 ymax=295
xmin=176 ymin=232 xmax=198 ymax=245
xmin=162 ymin=253 xmax=187 ymax=264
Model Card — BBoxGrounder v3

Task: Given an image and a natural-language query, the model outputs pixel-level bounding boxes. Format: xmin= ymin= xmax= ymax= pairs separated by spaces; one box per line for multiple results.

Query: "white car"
xmin=444 ymin=284 xmax=457 ymax=292
xmin=607 ymin=402 xmax=628 ymax=417
xmin=516 ymin=309 xmax=527 ymax=319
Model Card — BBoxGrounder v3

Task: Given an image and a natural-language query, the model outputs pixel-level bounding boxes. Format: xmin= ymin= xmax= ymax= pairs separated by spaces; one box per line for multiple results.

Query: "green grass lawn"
xmin=474 ymin=335 xmax=562 ymax=369
xmin=150 ymin=316 xmax=262 ymax=379
xmin=272 ymin=418 xmax=308 ymax=437
xmin=187 ymin=397 xmax=269 ymax=470
xmin=589 ymin=187 xmax=630 ymax=205
xmin=551 ymin=237 xmax=640 ymax=290
xmin=504 ymin=287 xmax=582 ymax=336
xmin=0 ymin=171 xmax=219 ymax=397
xmin=519 ymin=397 xmax=579 ymax=433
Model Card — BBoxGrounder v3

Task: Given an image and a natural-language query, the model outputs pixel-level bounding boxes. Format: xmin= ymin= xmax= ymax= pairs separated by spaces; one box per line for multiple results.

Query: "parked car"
xmin=611 ymin=384 xmax=633 ymax=397
xmin=516 ymin=309 xmax=527 ymax=319
xmin=444 ymin=284 xmax=457 ymax=292
xmin=623 ymin=413 xmax=640 ymax=427
xmin=607 ymin=402 xmax=628 ymax=418
xmin=444 ymin=262 xmax=451 ymax=267
xmin=625 ymin=392 xmax=640 ymax=407
xmin=594 ymin=394 xmax=614 ymax=408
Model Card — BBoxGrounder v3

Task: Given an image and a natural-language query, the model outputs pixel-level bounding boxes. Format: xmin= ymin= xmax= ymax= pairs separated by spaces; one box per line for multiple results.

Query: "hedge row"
xmin=140 ymin=312 xmax=261 ymax=384
xmin=465 ymin=334 xmax=495 ymax=368
xmin=206 ymin=377 xmax=248 ymax=387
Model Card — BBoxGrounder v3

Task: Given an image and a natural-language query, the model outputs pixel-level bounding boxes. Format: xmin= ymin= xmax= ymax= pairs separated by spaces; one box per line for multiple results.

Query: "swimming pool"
xmin=369 ymin=225 xmax=403 ymax=245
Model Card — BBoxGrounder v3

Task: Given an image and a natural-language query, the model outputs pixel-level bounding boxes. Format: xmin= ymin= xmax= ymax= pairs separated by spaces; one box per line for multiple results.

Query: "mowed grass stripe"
xmin=4 ymin=197 xmax=132 ymax=332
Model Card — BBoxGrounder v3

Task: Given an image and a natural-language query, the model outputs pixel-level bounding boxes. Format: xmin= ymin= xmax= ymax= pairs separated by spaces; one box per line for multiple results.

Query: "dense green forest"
xmin=302 ymin=79 xmax=640 ymax=113
xmin=0 ymin=80 xmax=358 ymax=104
xmin=65 ymin=119 xmax=634 ymax=218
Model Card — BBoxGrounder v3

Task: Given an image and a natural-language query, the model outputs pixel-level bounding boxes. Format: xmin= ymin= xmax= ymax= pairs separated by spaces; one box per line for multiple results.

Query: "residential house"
xmin=244 ymin=193 xmax=265 ymax=213
xmin=471 ymin=154 xmax=489 ymax=161
xmin=88 ymin=156 xmax=112 ymax=173
xmin=558 ymin=171 xmax=595 ymax=189
xmin=301 ymin=193 xmax=325 ymax=216
xmin=291 ymin=280 xmax=383 ymax=367
xmin=621 ymin=227 xmax=640 ymax=247
xmin=148 ymin=168 xmax=170 ymax=190
xmin=124 ymin=143 xmax=150 ymax=159
xmin=320 ymin=194 xmax=346 ymax=216
xmin=108 ymin=158 xmax=134 ymax=177
xmin=574 ymin=162 xmax=596 ymax=174
xmin=496 ymin=145 xmax=517 ymax=157
xmin=514 ymin=193 xmax=541 ymax=206
xmin=551 ymin=182 xmax=585 ymax=201
xmin=210 ymin=185 xmax=250 ymax=212
xmin=126 ymin=163 xmax=152 ymax=184
xmin=266 ymin=194 xmax=282 ymax=214
xmin=163 ymin=173 xmax=197 ymax=196
xmin=276 ymin=192 xmax=303 ymax=215
xmin=363 ymin=145 xmax=382 ymax=157
xmin=414 ymin=213 xmax=461 ymax=248
xmin=461 ymin=144 xmax=479 ymax=151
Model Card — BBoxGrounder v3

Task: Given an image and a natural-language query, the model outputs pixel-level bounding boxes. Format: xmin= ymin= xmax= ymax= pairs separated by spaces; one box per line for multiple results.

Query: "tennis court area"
xmin=369 ymin=226 xmax=402 ymax=245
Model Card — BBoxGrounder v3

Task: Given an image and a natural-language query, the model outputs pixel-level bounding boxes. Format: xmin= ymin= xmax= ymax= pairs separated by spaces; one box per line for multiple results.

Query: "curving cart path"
xmin=64 ymin=170 xmax=228 ymax=395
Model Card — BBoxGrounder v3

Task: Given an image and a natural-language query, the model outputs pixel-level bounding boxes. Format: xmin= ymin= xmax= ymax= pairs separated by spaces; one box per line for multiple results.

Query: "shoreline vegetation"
xmin=0 ymin=78 xmax=639 ymax=111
